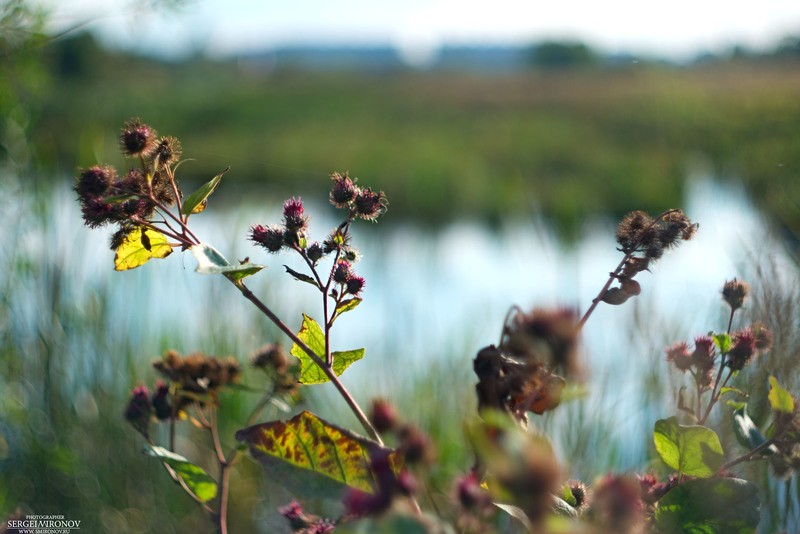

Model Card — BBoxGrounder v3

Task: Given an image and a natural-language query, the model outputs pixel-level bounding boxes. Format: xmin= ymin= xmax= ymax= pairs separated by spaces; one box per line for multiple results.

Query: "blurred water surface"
xmin=2 ymin=172 xmax=797 ymax=530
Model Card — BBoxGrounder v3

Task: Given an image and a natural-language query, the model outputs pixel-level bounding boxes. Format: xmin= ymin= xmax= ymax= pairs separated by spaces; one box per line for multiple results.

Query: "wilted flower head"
xmin=153 ymin=350 xmax=241 ymax=399
xmin=722 ymin=278 xmax=750 ymax=311
xmin=502 ymin=307 xmax=580 ymax=377
xmin=249 ymin=224 xmax=285 ymax=253
xmin=752 ymin=321 xmax=774 ymax=352
xmin=330 ymin=171 xmax=357 ymax=209
xmin=691 ymin=336 xmax=716 ymax=370
xmin=727 ymin=328 xmax=757 ymax=371
xmin=306 ymin=242 xmax=324 ymax=263
xmin=119 ymin=118 xmax=157 ymax=157
xmin=353 ymin=187 xmax=387 ymax=221
xmin=665 ymin=341 xmax=693 ymax=372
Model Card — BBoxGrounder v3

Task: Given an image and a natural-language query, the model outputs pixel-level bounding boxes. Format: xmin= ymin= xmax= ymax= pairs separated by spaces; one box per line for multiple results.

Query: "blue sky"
xmin=38 ymin=0 xmax=800 ymax=61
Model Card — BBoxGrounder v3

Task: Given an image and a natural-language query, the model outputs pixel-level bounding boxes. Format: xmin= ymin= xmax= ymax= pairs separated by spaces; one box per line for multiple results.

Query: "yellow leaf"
xmin=114 ymin=227 xmax=172 ymax=271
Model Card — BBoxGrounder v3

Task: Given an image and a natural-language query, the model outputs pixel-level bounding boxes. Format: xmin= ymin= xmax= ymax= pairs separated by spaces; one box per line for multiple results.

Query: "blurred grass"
xmin=22 ymin=34 xmax=800 ymax=238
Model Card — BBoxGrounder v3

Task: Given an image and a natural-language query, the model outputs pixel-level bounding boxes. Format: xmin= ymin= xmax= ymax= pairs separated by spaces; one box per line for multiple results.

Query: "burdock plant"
xmin=76 ymin=120 xmax=798 ymax=533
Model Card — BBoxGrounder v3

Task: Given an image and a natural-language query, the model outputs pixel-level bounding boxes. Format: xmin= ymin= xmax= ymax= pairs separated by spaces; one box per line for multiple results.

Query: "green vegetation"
xmin=20 ymin=33 xmax=800 ymax=236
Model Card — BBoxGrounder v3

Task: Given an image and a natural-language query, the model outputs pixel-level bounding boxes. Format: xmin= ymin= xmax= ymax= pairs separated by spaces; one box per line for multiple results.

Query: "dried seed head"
xmin=119 ymin=118 xmax=157 ymax=157
xmin=75 ymin=165 xmax=116 ymax=198
xmin=330 ymin=171 xmax=357 ymax=208
xmin=455 ymin=472 xmax=490 ymax=510
xmin=616 ymin=211 xmax=653 ymax=252
xmin=602 ymin=287 xmax=631 ymax=305
xmin=722 ymin=278 xmax=750 ymax=311
xmin=153 ymin=350 xmax=241 ymax=399
xmin=80 ymin=196 xmax=116 ymax=228
xmin=151 ymin=136 xmax=182 ymax=167
xmin=502 ymin=307 xmax=580 ymax=377
xmin=251 ymin=343 xmax=289 ymax=372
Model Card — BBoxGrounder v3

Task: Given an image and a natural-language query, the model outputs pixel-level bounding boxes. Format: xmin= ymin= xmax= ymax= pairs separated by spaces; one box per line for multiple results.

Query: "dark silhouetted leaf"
xmin=235 ymin=410 xmax=391 ymax=499
xmin=143 ymin=445 xmax=217 ymax=502
xmin=655 ymin=477 xmax=760 ymax=534
xmin=654 ymin=417 xmax=724 ymax=477
xmin=284 ymin=265 xmax=319 ymax=288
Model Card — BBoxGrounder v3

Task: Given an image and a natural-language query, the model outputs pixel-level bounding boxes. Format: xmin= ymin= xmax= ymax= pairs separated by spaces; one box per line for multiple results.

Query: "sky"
xmin=37 ymin=0 xmax=800 ymax=62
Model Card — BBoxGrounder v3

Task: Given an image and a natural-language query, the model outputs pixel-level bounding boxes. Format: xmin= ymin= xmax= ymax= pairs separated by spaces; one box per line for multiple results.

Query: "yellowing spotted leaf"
xmin=236 ymin=411 xmax=395 ymax=498
xmin=114 ymin=227 xmax=173 ymax=271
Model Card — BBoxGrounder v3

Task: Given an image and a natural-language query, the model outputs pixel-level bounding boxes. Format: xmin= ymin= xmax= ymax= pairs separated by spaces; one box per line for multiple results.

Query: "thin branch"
xmin=234 ymin=281 xmax=383 ymax=445
xmin=719 ymin=438 xmax=776 ymax=472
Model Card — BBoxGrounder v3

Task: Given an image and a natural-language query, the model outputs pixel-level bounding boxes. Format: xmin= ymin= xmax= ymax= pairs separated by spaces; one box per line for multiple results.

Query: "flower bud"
xmin=345 ymin=275 xmax=365 ymax=296
xmin=369 ymin=398 xmax=398 ymax=433
xmin=282 ymin=197 xmax=308 ymax=232
xmin=152 ymin=380 xmax=172 ymax=420
xmin=249 ymin=224 xmax=285 ymax=253
xmin=332 ymin=260 xmax=352 ymax=284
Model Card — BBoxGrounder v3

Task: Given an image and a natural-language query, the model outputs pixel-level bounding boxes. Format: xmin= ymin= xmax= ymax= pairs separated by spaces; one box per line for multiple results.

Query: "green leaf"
xmin=143 ymin=445 xmax=217 ymax=502
xmin=733 ymin=406 xmax=777 ymax=456
xmin=768 ymin=376 xmax=795 ymax=414
xmin=114 ymin=227 xmax=172 ymax=271
xmin=289 ymin=314 xmax=365 ymax=384
xmin=284 ymin=265 xmax=319 ymax=288
xmin=235 ymin=410 xmax=392 ymax=498
xmin=335 ymin=297 xmax=362 ymax=316
xmin=655 ymin=477 xmax=760 ymax=534
xmin=713 ymin=333 xmax=732 ymax=354
xmin=180 ymin=167 xmax=228 ymax=216
xmin=720 ymin=386 xmax=747 ymax=398
xmin=191 ymin=243 xmax=265 ymax=282
xmin=653 ymin=417 xmax=724 ymax=477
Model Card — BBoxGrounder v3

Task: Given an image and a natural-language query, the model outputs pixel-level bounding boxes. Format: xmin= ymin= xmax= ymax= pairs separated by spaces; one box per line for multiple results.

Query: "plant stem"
xmin=578 ymin=253 xmax=630 ymax=329
xmin=210 ymin=408 xmax=229 ymax=534
xmin=234 ymin=281 xmax=383 ymax=445
xmin=718 ymin=438 xmax=776 ymax=472
xmin=578 ymin=208 xmax=681 ymax=329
